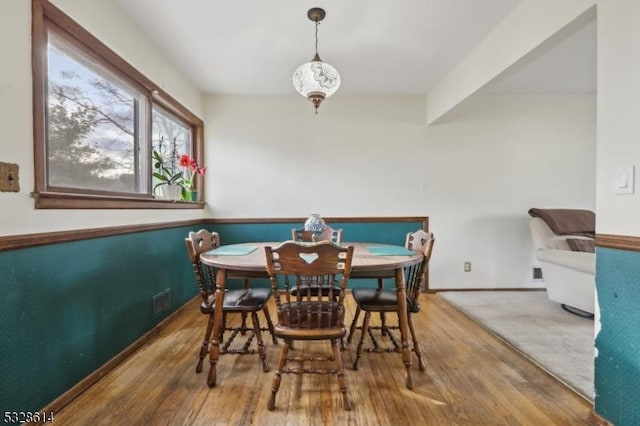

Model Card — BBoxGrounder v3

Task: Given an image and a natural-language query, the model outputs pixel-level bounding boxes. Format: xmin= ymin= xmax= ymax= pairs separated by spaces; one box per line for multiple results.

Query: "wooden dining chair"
xmin=347 ymin=230 xmax=434 ymax=371
xmin=348 ymin=229 xmax=429 ymax=336
xmin=291 ymin=225 xmax=343 ymax=244
xmin=185 ymin=229 xmax=276 ymax=374
xmin=290 ymin=225 xmax=345 ymax=300
xmin=264 ymin=241 xmax=355 ymax=411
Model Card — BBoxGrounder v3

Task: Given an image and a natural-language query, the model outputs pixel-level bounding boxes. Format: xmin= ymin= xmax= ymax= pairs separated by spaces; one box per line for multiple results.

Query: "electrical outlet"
xmin=533 ymin=267 xmax=543 ymax=280
xmin=464 ymin=261 xmax=471 ymax=272
xmin=152 ymin=288 xmax=171 ymax=318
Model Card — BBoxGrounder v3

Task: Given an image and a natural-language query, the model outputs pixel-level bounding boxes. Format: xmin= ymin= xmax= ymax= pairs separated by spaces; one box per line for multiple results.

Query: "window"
xmin=47 ymin=31 xmax=147 ymax=194
xmin=32 ymin=0 xmax=203 ymax=209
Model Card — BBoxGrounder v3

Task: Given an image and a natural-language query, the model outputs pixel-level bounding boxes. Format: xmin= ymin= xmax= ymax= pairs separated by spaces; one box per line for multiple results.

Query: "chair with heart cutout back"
xmin=291 ymin=225 xmax=344 ymax=301
xmin=264 ymin=240 xmax=355 ymax=411
xmin=347 ymin=230 xmax=434 ymax=371
xmin=291 ymin=225 xmax=343 ymax=244
xmin=185 ymin=229 xmax=276 ymax=374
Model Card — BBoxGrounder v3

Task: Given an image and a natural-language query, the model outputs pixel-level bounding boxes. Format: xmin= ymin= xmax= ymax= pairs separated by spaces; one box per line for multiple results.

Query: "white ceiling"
xmin=112 ymin=0 xmax=596 ymax=96
xmin=482 ymin=13 xmax=596 ymax=94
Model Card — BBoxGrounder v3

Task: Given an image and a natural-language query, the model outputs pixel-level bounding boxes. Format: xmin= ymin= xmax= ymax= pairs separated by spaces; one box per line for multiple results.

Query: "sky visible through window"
xmin=48 ymin=35 xmax=137 ymax=185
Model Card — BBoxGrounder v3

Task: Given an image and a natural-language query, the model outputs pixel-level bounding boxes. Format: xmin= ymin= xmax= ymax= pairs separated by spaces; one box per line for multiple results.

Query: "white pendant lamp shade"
xmin=293 ymin=7 xmax=340 ymax=113
xmin=292 ymin=59 xmax=341 ymax=103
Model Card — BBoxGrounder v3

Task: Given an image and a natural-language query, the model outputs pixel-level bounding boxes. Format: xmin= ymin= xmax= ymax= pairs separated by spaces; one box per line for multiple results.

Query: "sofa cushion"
xmin=528 ymin=208 xmax=595 ymax=237
xmin=536 ymin=249 xmax=595 ymax=275
xmin=567 ymin=238 xmax=595 ymax=253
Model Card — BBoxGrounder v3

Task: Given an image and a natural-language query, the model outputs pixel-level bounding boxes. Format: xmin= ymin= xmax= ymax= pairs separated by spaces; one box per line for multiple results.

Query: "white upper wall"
xmin=0 ymin=0 xmax=205 ymax=236
xmin=51 ymin=0 xmax=204 ymax=117
xmin=205 ymin=94 xmax=595 ymax=288
xmin=596 ymin=0 xmax=640 ymax=235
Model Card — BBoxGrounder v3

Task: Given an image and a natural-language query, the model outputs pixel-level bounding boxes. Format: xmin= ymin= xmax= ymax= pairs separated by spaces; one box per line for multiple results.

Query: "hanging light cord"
xmin=315 ymin=19 xmax=319 ymax=56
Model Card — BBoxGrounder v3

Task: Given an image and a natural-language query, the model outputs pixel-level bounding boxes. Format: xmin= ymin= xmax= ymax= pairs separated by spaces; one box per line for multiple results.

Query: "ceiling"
xmin=112 ymin=0 xmax=596 ymax=96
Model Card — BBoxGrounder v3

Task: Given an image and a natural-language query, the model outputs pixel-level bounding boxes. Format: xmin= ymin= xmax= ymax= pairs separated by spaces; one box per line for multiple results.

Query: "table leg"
xmin=207 ymin=268 xmax=226 ymax=387
xmin=395 ymin=267 xmax=414 ymax=389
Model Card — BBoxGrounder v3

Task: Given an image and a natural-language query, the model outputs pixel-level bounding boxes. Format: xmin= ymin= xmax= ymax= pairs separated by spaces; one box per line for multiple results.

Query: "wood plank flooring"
xmin=55 ymin=294 xmax=593 ymax=425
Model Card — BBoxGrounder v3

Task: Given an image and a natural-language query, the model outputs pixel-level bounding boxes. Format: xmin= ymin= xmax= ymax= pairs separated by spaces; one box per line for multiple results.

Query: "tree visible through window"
xmin=47 ymin=32 xmax=143 ymax=193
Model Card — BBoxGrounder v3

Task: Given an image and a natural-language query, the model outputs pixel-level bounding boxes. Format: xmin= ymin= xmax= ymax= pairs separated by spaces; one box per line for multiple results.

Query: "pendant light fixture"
xmin=292 ymin=7 xmax=341 ymax=113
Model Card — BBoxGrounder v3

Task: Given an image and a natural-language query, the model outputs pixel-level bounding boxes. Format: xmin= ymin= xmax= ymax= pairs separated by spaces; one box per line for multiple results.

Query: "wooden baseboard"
xmin=589 ymin=410 xmax=613 ymax=426
xmin=39 ymin=297 xmax=198 ymax=414
xmin=428 ymin=287 xmax=546 ymax=294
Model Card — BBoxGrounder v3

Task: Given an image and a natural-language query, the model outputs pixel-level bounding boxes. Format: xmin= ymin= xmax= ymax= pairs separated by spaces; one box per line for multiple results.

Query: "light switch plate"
xmin=615 ymin=166 xmax=635 ymax=194
xmin=0 ymin=162 xmax=20 ymax=192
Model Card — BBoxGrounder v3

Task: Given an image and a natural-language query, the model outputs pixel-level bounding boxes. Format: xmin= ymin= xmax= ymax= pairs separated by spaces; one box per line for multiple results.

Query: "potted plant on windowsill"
xmin=178 ymin=153 xmax=207 ymax=201
xmin=153 ymin=144 xmax=206 ymax=201
xmin=152 ymin=149 xmax=183 ymax=201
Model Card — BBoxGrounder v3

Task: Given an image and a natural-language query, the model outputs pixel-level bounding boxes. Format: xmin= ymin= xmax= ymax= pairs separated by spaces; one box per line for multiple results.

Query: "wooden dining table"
xmin=199 ymin=241 xmax=424 ymax=390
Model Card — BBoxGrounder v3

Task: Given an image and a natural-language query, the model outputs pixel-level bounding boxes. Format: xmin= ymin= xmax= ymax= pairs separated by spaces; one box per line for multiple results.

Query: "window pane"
xmin=47 ymin=31 xmax=145 ymax=193
xmin=152 ymin=107 xmax=192 ymax=195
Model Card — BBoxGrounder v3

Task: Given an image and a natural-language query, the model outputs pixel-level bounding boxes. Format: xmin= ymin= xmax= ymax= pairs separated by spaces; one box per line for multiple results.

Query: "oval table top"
xmin=200 ymin=241 xmax=423 ymax=273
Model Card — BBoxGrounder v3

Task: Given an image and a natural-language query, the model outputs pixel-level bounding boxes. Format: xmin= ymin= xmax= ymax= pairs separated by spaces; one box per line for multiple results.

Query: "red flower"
xmin=179 ymin=154 xmax=192 ymax=168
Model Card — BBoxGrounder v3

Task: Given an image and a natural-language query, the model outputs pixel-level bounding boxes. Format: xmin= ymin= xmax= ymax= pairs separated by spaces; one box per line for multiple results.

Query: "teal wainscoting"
xmin=595 ymin=247 xmax=640 ymax=425
xmin=0 ymin=225 xmax=199 ymax=413
xmin=207 ymin=218 xmax=426 ymax=289
xmin=208 ymin=220 xmax=424 ymax=246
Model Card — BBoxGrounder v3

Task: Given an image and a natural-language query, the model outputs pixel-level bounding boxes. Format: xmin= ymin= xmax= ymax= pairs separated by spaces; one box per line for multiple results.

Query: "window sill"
xmin=33 ymin=191 xmax=204 ymax=209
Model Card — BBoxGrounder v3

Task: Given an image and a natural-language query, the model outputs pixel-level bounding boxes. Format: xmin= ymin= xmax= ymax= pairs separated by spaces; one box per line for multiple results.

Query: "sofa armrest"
xmin=536 ymin=249 xmax=595 ymax=275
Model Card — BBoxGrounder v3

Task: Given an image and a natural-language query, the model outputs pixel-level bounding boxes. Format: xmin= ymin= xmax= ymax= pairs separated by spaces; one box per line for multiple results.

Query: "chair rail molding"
xmin=0 ymin=216 xmax=429 ymax=252
xmin=596 ymin=233 xmax=640 ymax=252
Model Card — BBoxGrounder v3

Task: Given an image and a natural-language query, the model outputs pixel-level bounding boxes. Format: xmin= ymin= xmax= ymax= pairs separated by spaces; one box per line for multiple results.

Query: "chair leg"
xmin=262 ymin=305 xmax=278 ymax=344
xmin=407 ymin=312 xmax=426 ymax=370
xmin=332 ymin=338 xmax=352 ymax=410
xmin=377 ymin=279 xmax=387 ymax=336
xmin=218 ymin=312 xmax=227 ymax=343
xmin=197 ymin=314 xmax=215 ymax=373
xmin=380 ymin=312 xmax=387 ymax=336
xmin=240 ymin=313 xmax=248 ymax=335
xmin=251 ymin=312 xmax=269 ymax=372
xmin=267 ymin=339 xmax=290 ymax=411
xmin=348 ymin=306 xmax=361 ymax=344
xmin=240 ymin=279 xmax=250 ymax=334
xmin=353 ymin=311 xmax=371 ymax=370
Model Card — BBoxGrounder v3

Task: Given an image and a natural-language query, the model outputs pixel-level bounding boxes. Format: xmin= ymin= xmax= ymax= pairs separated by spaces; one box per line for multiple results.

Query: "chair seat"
xmin=352 ymin=288 xmax=422 ymax=313
xmin=351 ymin=288 xmax=399 ymax=312
xmin=201 ymin=288 xmax=272 ymax=313
xmin=274 ymin=325 xmax=345 ymax=341
xmin=350 ymin=270 xmax=395 ymax=279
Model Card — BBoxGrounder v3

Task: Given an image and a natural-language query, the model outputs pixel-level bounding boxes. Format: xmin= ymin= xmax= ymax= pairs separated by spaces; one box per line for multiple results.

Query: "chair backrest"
xmin=185 ymin=229 xmax=220 ymax=305
xmin=292 ymin=226 xmax=343 ymax=244
xmin=404 ymin=231 xmax=435 ymax=311
xmin=405 ymin=229 xmax=432 ymax=253
xmin=291 ymin=228 xmax=314 ymax=242
xmin=264 ymin=241 xmax=354 ymax=330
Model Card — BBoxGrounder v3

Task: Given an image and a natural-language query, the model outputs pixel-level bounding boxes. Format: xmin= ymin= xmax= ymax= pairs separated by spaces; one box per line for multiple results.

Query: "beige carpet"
xmin=438 ymin=290 xmax=594 ymax=400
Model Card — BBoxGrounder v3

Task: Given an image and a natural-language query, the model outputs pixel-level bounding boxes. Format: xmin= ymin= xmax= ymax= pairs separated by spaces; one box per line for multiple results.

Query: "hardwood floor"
xmin=55 ymin=294 xmax=593 ymax=425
